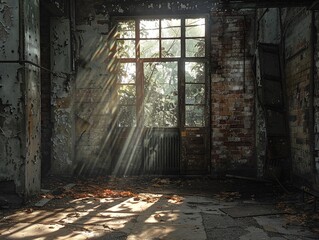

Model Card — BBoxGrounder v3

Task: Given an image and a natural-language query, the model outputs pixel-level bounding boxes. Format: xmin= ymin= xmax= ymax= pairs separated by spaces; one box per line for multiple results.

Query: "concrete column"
xmin=0 ymin=0 xmax=41 ymax=196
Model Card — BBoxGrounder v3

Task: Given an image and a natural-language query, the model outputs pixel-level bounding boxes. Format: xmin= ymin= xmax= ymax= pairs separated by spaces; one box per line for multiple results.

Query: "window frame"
xmin=113 ymin=14 xmax=210 ymax=129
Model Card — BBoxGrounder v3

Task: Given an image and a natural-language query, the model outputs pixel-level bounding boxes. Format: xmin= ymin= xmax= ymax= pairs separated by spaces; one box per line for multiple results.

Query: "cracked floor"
xmin=0 ymin=177 xmax=318 ymax=240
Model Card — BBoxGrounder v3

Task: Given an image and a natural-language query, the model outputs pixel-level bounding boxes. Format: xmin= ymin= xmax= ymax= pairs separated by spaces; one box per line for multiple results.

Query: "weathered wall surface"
xmin=256 ymin=8 xmax=319 ymax=186
xmin=23 ymin=0 xmax=41 ymax=196
xmin=283 ymin=9 xmax=313 ymax=181
xmin=0 ymin=1 xmax=24 ymax=193
xmin=0 ymin=0 xmax=41 ymax=195
xmin=210 ymin=12 xmax=255 ymax=174
xmin=50 ymin=17 xmax=75 ymax=175
xmin=74 ymin=0 xmax=256 ymax=176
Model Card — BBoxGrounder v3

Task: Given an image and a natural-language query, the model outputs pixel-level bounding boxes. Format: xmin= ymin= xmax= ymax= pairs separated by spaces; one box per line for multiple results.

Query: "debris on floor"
xmin=0 ymin=177 xmax=318 ymax=240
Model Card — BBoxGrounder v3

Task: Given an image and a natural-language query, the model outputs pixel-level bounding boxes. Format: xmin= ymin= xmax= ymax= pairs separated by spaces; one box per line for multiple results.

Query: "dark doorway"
xmin=40 ymin=5 xmax=53 ymax=176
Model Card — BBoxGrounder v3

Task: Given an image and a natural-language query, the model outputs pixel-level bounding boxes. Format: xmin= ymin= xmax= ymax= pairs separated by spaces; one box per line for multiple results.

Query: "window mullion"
xmin=181 ymin=18 xmax=186 ymax=59
xmin=159 ymin=19 xmax=162 ymax=58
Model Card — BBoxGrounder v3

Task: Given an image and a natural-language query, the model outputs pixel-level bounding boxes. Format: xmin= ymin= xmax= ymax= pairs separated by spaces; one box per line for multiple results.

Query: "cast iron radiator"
xmin=143 ymin=129 xmax=180 ymax=175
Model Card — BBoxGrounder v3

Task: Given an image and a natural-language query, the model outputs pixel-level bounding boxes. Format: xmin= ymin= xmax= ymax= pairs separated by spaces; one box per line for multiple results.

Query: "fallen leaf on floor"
xmin=25 ymin=208 xmax=33 ymax=213
xmin=42 ymin=193 xmax=54 ymax=199
xmin=165 ymin=195 xmax=183 ymax=204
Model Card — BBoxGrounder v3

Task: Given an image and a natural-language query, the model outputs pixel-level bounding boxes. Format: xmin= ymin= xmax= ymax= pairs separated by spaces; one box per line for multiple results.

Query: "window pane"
xmin=186 ymin=38 xmax=205 ymax=57
xmin=186 ymin=84 xmax=205 ymax=104
xmin=162 ymin=39 xmax=181 ymax=58
xmin=117 ymin=20 xmax=135 ymax=38
xmin=144 ymin=62 xmax=178 ymax=127
xmin=119 ymin=63 xmax=136 ymax=84
xmin=118 ymin=106 xmax=136 ymax=127
xmin=117 ymin=40 xmax=135 ymax=58
xmin=161 ymin=19 xmax=181 ymax=38
xmin=185 ymin=106 xmax=205 ymax=127
xmin=140 ymin=40 xmax=159 ymax=58
xmin=185 ymin=62 xmax=205 ymax=83
xmin=140 ymin=19 xmax=159 ymax=38
xmin=118 ymin=85 xmax=136 ymax=104
xmin=186 ymin=18 xmax=205 ymax=37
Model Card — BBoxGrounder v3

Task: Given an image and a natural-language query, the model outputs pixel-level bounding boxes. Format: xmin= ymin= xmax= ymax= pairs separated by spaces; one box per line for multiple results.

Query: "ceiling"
xmin=218 ymin=0 xmax=319 ymax=9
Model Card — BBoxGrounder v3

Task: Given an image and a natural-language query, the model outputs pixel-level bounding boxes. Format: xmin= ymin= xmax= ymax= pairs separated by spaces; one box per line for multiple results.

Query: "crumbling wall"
xmin=0 ymin=1 xmax=23 ymax=193
xmin=23 ymin=0 xmax=41 ymax=196
xmin=257 ymin=8 xmax=317 ymax=185
xmin=0 ymin=0 xmax=41 ymax=196
xmin=74 ymin=0 xmax=256 ymax=176
xmin=50 ymin=17 xmax=75 ymax=175
xmin=283 ymin=9 xmax=313 ymax=182
xmin=210 ymin=11 xmax=255 ymax=175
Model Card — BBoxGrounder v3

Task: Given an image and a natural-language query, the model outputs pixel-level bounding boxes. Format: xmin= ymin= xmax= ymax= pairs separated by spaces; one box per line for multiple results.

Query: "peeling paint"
xmin=0 ymin=0 xmax=41 ymax=196
xmin=0 ymin=3 xmax=13 ymax=41
xmin=50 ymin=17 xmax=75 ymax=175
xmin=0 ymin=0 xmax=19 ymax=60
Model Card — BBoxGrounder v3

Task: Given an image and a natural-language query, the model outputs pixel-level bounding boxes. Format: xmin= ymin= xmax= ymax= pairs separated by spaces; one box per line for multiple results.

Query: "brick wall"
xmin=283 ymin=9 xmax=313 ymax=178
xmin=211 ymin=12 xmax=255 ymax=174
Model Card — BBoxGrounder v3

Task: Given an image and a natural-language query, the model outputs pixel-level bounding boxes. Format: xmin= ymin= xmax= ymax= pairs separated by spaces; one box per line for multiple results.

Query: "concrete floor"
xmin=0 ymin=177 xmax=318 ymax=240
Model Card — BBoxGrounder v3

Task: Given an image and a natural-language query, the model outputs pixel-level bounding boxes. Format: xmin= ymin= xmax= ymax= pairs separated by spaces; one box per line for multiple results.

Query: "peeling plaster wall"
xmin=74 ymin=0 xmax=256 ymax=176
xmin=0 ymin=0 xmax=41 ymax=195
xmin=0 ymin=0 xmax=19 ymax=60
xmin=23 ymin=0 xmax=41 ymax=195
xmin=0 ymin=64 xmax=25 ymax=193
xmin=50 ymin=18 xmax=75 ymax=175
xmin=0 ymin=2 xmax=22 ymax=191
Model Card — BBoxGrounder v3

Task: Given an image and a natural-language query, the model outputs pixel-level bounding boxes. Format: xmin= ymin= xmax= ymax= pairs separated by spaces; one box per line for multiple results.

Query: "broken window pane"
xmin=117 ymin=20 xmax=136 ymax=39
xmin=140 ymin=40 xmax=159 ymax=58
xmin=186 ymin=38 xmax=205 ymax=57
xmin=162 ymin=39 xmax=181 ymax=58
xmin=161 ymin=19 xmax=181 ymax=38
xmin=140 ymin=19 xmax=160 ymax=38
xmin=185 ymin=62 xmax=205 ymax=83
xmin=118 ymin=63 xmax=136 ymax=84
xmin=185 ymin=106 xmax=205 ymax=127
xmin=118 ymin=106 xmax=136 ymax=127
xmin=185 ymin=84 xmax=205 ymax=104
xmin=186 ymin=18 xmax=205 ymax=37
xmin=144 ymin=62 xmax=178 ymax=127
xmin=117 ymin=40 xmax=136 ymax=58
xmin=118 ymin=85 xmax=136 ymax=105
